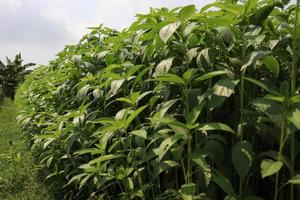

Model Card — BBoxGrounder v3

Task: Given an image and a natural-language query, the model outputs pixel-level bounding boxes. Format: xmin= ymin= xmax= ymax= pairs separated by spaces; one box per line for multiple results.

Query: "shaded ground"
xmin=0 ymin=98 xmax=52 ymax=200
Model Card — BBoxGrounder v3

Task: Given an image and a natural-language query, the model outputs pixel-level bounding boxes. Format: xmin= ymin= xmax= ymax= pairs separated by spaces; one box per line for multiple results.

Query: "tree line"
xmin=0 ymin=53 xmax=35 ymax=102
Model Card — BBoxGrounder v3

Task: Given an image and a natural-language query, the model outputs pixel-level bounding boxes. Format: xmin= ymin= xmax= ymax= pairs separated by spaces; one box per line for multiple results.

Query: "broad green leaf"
xmin=155 ymin=73 xmax=186 ymax=85
xmin=155 ymin=160 xmax=179 ymax=177
xmin=217 ymin=26 xmax=235 ymax=45
xmin=130 ymin=129 xmax=147 ymax=140
xmin=107 ymin=79 xmax=125 ymax=98
xmin=179 ymin=5 xmax=196 ymax=21
xmin=249 ymin=2 xmax=280 ymax=25
xmin=232 ymin=141 xmax=253 ymax=180
xmin=159 ymin=22 xmax=181 ymax=43
xmin=287 ymin=109 xmax=300 ymax=129
xmin=181 ymin=183 xmax=196 ymax=199
xmin=156 ymin=99 xmax=179 ymax=117
xmin=289 ymin=95 xmax=300 ymax=104
xmin=153 ymin=134 xmax=182 ymax=161
xmin=197 ymin=123 xmax=235 ymax=134
xmin=185 ymin=100 xmax=206 ymax=125
xmin=153 ymin=58 xmax=174 ymax=77
xmin=244 ymin=77 xmax=278 ymax=95
xmin=261 ymin=159 xmax=283 ymax=178
xmin=89 ymin=154 xmax=126 ymax=165
xmin=126 ymin=105 xmax=148 ymax=127
xmin=252 ymin=97 xmax=284 ymax=123
xmin=262 ymin=56 xmax=280 ymax=77
xmin=183 ymin=68 xmax=198 ymax=84
xmin=213 ymin=79 xmax=239 ymax=97
xmin=76 ymin=84 xmax=90 ymax=101
xmin=241 ymin=51 xmax=270 ymax=71
xmin=197 ymin=48 xmax=214 ymax=68
xmin=194 ymin=70 xmax=229 ymax=83
xmin=211 ymin=170 xmax=235 ymax=195
xmin=288 ymin=174 xmax=300 ymax=184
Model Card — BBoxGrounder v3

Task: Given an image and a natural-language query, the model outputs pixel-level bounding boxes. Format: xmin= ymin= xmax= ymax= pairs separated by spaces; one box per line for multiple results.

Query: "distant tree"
xmin=0 ymin=53 xmax=35 ymax=99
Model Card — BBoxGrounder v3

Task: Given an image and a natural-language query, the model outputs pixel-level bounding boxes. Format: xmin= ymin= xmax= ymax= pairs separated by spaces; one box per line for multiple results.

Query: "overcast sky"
xmin=0 ymin=0 xmax=296 ymax=65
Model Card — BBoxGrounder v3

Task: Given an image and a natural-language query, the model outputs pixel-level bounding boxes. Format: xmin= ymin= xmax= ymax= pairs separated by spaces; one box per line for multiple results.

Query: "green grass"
xmin=0 ymin=98 xmax=52 ymax=200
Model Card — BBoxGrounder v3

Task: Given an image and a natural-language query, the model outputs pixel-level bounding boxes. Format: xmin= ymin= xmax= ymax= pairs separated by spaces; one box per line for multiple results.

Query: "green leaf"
xmin=287 ymin=109 xmax=300 ymax=129
xmin=197 ymin=48 xmax=214 ymax=68
xmin=244 ymin=77 xmax=278 ymax=95
xmin=155 ymin=73 xmax=186 ymax=85
xmin=89 ymin=154 xmax=126 ymax=165
xmin=76 ymin=84 xmax=90 ymax=101
xmin=126 ymin=105 xmax=148 ymax=127
xmin=232 ymin=141 xmax=253 ymax=180
xmin=262 ymin=56 xmax=280 ymax=77
xmin=185 ymin=100 xmax=206 ymax=125
xmin=194 ymin=70 xmax=229 ymax=83
xmin=181 ymin=183 xmax=196 ymax=197
xmin=153 ymin=58 xmax=174 ymax=77
xmin=153 ymin=134 xmax=182 ymax=161
xmin=213 ymin=79 xmax=239 ymax=97
xmin=159 ymin=22 xmax=181 ymax=43
xmin=107 ymin=79 xmax=125 ymax=98
xmin=217 ymin=26 xmax=235 ymax=45
xmin=183 ymin=68 xmax=198 ymax=84
xmin=211 ymin=170 xmax=235 ymax=195
xmin=155 ymin=160 xmax=179 ymax=177
xmin=179 ymin=5 xmax=196 ymax=21
xmin=252 ymin=97 xmax=284 ymax=124
xmin=288 ymin=174 xmax=300 ymax=184
xmin=261 ymin=159 xmax=283 ymax=178
xmin=197 ymin=123 xmax=235 ymax=134
xmin=241 ymin=51 xmax=270 ymax=71
xmin=249 ymin=2 xmax=280 ymax=25
xmin=130 ymin=129 xmax=147 ymax=140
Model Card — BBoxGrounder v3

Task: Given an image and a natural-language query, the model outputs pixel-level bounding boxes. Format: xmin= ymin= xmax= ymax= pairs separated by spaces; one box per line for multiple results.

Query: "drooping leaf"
xmin=213 ymin=79 xmax=239 ymax=97
xmin=153 ymin=58 xmax=174 ymax=77
xmin=107 ymin=79 xmax=125 ymax=98
xmin=241 ymin=51 xmax=270 ymax=71
xmin=159 ymin=22 xmax=181 ymax=43
xmin=232 ymin=141 xmax=253 ymax=180
xmin=249 ymin=2 xmax=281 ymax=25
xmin=76 ymin=84 xmax=90 ymax=101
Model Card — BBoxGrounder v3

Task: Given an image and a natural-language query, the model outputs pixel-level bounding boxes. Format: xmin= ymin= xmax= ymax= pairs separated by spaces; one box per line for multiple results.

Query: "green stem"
xmin=187 ymin=137 xmax=192 ymax=183
xmin=274 ymin=119 xmax=287 ymax=200
xmin=239 ymin=28 xmax=246 ymax=200
xmin=290 ymin=1 xmax=299 ymax=200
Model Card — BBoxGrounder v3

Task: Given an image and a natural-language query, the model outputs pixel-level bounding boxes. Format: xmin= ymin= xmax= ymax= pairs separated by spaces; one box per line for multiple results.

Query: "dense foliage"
xmin=17 ymin=0 xmax=300 ymax=199
xmin=0 ymin=53 xmax=35 ymax=100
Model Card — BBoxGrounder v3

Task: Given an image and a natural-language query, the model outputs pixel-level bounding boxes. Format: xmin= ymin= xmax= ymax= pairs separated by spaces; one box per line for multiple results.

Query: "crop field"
xmin=1 ymin=0 xmax=300 ymax=199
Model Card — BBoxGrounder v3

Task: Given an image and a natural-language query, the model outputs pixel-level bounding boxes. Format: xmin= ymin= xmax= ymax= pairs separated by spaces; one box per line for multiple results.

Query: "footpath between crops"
xmin=0 ymin=98 xmax=52 ymax=200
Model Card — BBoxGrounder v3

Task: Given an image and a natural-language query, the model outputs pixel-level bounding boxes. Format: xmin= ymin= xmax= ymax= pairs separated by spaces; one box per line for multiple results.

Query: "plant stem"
xmin=274 ymin=119 xmax=287 ymax=200
xmin=239 ymin=27 xmax=246 ymax=199
xmin=187 ymin=137 xmax=192 ymax=183
xmin=290 ymin=1 xmax=299 ymax=199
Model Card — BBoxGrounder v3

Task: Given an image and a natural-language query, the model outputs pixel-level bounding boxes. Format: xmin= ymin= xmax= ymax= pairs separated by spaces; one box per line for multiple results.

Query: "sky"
xmin=0 ymin=0 xmax=296 ymax=65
